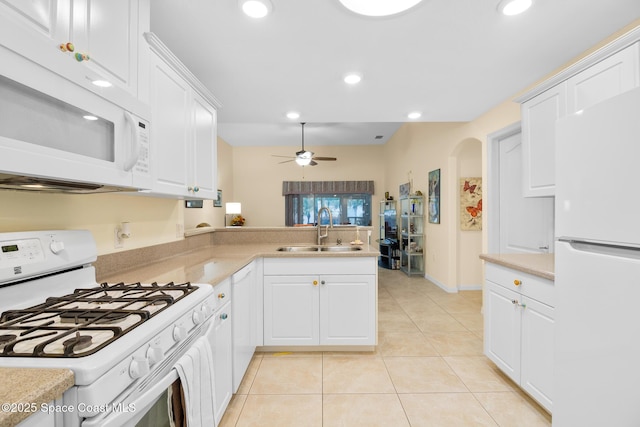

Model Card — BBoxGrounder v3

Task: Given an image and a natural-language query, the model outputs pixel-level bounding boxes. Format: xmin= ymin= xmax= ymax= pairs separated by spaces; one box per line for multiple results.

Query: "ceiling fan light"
xmin=338 ymin=0 xmax=423 ymax=17
xmin=286 ymin=111 xmax=300 ymax=119
xmin=239 ymin=0 xmax=273 ymax=18
xmin=497 ymin=0 xmax=532 ymax=16
xmin=408 ymin=111 xmax=422 ymax=119
xmin=296 ymin=156 xmax=312 ymax=166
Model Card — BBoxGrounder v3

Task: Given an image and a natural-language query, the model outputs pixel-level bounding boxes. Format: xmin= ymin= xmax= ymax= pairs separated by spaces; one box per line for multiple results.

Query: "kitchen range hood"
xmin=0 ymin=173 xmax=139 ymax=194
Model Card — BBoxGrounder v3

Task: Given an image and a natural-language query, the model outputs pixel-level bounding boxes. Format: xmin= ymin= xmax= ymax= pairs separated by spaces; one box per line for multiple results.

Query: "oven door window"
xmin=135 ymin=379 xmax=186 ymax=427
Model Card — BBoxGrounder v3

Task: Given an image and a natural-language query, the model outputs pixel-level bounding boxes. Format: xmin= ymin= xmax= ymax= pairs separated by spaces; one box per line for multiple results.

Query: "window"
xmin=283 ymin=181 xmax=374 ymax=227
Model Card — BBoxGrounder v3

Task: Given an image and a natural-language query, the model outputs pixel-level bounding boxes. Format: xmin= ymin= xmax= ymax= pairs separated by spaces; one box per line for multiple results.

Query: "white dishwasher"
xmin=231 ymin=261 xmax=258 ymax=392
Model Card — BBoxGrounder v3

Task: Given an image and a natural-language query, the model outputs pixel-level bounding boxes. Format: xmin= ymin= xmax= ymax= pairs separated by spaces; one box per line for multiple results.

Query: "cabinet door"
xmin=521 ymin=83 xmax=566 ymax=197
xmin=520 ymin=296 xmax=554 ymax=413
xmin=263 ymin=275 xmax=319 ymax=346
xmin=70 ymin=0 xmax=140 ymax=95
xmin=149 ymin=53 xmax=191 ymax=196
xmin=567 ymin=43 xmax=640 ymax=113
xmin=0 ymin=0 xmax=66 ymax=39
xmin=211 ymin=301 xmax=233 ymax=425
xmin=232 ymin=262 xmax=257 ymax=393
xmin=484 ymin=281 xmax=521 ymax=383
xmin=319 ymin=275 xmax=376 ymax=345
xmin=191 ymin=92 xmax=217 ymax=199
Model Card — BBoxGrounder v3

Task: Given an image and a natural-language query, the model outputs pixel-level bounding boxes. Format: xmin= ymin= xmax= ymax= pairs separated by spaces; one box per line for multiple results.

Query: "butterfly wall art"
xmin=460 ymin=177 xmax=482 ymax=231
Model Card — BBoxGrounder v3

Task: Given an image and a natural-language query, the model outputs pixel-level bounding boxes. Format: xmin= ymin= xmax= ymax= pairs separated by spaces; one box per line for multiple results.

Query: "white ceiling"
xmin=150 ymin=0 xmax=640 ymax=147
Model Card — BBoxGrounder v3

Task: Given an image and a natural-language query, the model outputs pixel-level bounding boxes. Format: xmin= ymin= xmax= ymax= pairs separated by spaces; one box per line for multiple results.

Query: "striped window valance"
xmin=282 ymin=180 xmax=375 ymax=195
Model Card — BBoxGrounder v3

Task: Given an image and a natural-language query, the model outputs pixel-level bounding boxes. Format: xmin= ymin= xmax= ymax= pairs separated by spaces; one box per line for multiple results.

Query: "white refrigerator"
xmin=554 ymin=87 xmax=640 ymax=426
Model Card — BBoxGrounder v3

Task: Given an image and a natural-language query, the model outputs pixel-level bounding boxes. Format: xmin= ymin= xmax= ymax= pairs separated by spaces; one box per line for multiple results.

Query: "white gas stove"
xmin=0 ymin=230 xmax=217 ymax=426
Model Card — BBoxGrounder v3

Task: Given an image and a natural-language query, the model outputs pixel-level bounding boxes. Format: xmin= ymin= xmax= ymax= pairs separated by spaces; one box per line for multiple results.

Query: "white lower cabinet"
xmin=263 ymin=257 xmax=377 ymax=347
xmin=210 ymin=280 xmax=232 ymax=425
xmin=484 ymin=263 xmax=554 ymax=413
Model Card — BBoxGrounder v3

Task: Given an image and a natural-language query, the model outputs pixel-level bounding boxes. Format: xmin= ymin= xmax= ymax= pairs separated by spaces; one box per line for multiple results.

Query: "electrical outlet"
xmin=114 ymin=228 xmax=123 ymax=248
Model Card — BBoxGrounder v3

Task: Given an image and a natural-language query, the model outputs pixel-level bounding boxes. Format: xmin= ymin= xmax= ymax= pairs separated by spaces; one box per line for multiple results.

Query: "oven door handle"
xmin=81 ymin=368 xmax=179 ymax=427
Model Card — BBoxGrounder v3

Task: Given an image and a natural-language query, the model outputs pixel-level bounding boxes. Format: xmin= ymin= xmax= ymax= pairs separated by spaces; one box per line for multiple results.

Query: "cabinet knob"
xmin=313 ymin=280 xmax=318 ymax=286
xmin=74 ymin=52 xmax=90 ymax=62
xmin=193 ymin=186 xmax=199 ymax=193
xmin=513 ymin=279 xmax=522 ymax=286
xmin=220 ymin=313 xmax=228 ymax=320
xmin=321 ymin=280 xmax=326 ymax=285
xmin=218 ymin=292 xmax=225 ymax=299
xmin=59 ymin=42 xmax=75 ymax=52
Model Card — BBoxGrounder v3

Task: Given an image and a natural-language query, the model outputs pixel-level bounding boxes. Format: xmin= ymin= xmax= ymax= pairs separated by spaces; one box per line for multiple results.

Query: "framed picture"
xmin=214 ymin=189 xmax=222 ymax=207
xmin=428 ymin=169 xmax=440 ymax=224
xmin=185 ymin=200 xmax=203 ymax=208
xmin=460 ymin=177 xmax=482 ymax=231
xmin=399 ymin=182 xmax=411 ymax=197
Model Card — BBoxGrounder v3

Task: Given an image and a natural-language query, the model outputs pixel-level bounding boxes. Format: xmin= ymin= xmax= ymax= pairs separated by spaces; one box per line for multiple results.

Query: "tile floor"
xmin=219 ymin=268 xmax=552 ymax=426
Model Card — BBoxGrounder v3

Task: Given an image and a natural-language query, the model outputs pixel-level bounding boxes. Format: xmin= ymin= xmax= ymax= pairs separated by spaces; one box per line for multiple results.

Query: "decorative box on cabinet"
xmin=146 ymin=33 xmax=221 ymax=199
xmin=263 ymin=257 xmax=377 ymax=347
xmin=378 ymin=200 xmax=399 ymax=269
xmin=399 ymin=195 xmax=424 ymax=276
xmin=483 ymin=263 xmax=554 ymax=413
xmin=516 ymin=33 xmax=640 ymax=198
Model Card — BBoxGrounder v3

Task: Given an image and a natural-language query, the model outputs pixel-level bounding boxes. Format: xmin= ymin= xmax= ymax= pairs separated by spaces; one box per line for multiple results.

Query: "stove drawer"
xmin=212 ymin=278 xmax=231 ymax=312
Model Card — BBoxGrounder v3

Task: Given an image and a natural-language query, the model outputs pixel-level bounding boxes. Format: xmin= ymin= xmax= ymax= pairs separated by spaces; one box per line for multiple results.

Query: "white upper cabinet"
xmin=516 ymin=29 xmax=640 ymax=198
xmin=521 ymin=83 xmax=566 ymax=197
xmin=566 ymin=43 xmax=640 ymax=114
xmin=146 ymin=33 xmax=221 ymax=200
xmin=0 ymin=0 xmax=150 ymax=112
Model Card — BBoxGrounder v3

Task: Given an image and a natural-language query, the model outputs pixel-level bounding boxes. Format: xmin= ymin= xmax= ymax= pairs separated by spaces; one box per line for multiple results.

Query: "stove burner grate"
xmin=0 ymin=281 xmax=198 ymax=358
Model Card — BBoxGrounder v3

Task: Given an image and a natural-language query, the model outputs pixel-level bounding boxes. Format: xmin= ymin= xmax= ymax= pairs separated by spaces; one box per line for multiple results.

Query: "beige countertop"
xmin=0 ymin=368 xmax=74 ymax=427
xmin=479 ymin=253 xmax=555 ymax=281
xmin=99 ymin=243 xmax=379 ymax=284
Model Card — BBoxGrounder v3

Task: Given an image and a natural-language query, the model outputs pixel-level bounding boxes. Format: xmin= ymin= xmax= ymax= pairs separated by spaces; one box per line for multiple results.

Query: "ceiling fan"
xmin=273 ymin=123 xmax=337 ymax=166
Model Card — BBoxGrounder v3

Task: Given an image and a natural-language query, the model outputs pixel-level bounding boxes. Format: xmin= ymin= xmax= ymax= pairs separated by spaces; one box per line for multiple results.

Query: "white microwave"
xmin=0 ymin=47 xmax=151 ymax=193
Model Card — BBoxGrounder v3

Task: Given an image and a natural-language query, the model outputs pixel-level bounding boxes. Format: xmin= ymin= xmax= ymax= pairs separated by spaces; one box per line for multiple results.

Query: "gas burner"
xmin=63 ymin=332 xmax=92 ymax=355
xmin=59 ymin=310 xmax=134 ymax=325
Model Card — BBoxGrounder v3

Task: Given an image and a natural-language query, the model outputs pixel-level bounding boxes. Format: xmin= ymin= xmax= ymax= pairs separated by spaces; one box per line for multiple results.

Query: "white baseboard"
xmin=424 ymin=273 xmax=482 ymax=293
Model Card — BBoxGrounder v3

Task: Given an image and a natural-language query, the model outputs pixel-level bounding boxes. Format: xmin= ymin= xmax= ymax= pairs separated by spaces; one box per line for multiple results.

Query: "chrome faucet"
xmin=317 ymin=206 xmax=333 ymax=245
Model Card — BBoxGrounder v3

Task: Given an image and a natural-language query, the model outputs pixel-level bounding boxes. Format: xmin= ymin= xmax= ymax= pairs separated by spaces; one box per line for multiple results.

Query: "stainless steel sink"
xmin=276 ymin=246 xmax=320 ymax=252
xmin=320 ymin=246 xmax=362 ymax=252
xmin=276 ymin=245 xmax=362 ymax=252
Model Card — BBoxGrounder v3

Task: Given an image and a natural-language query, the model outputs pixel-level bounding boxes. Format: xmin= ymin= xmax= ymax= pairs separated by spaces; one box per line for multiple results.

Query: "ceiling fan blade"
xmin=272 ymin=155 xmax=295 ymax=159
xmin=312 ymin=156 xmax=337 ymax=161
xmin=278 ymin=159 xmax=295 ymax=164
xmin=309 ymin=160 xmax=318 ymax=166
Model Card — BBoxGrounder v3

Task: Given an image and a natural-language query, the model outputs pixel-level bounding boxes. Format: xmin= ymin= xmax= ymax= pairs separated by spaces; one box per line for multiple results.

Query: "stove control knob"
xmin=173 ymin=325 xmax=187 ymax=342
xmin=49 ymin=241 xmax=65 ymax=254
xmin=129 ymin=356 xmax=150 ymax=379
xmin=192 ymin=310 xmax=204 ymax=325
xmin=147 ymin=345 xmax=163 ymax=365
xmin=201 ymin=303 xmax=212 ymax=317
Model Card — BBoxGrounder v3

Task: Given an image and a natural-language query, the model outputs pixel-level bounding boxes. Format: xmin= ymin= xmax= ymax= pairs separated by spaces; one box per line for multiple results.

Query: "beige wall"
xmin=231 ymin=144 xmax=386 ymax=228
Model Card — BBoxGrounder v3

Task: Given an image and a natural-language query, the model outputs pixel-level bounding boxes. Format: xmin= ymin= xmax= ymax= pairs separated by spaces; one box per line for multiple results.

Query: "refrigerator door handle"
xmin=559 ymin=238 xmax=640 ymax=260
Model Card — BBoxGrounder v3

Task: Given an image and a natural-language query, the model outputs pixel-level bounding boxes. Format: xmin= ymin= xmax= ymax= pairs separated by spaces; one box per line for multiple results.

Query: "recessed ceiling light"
xmin=344 ymin=73 xmax=362 ymax=85
xmin=286 ymin=111 xmax=300 ymax=119
xmin=338 ymin=0 xmax=423 ymax=17
xmin=497 ymin=0 xmax=532 ymax=16
xmin=92 ymin=80 xmax=112 ymax=88
xmin=239 ymin=0 xmax=273 ymax=18
xmin=83 ymin=115 xmax=99 ymax=121
xmin=407 ymin=112 xmax=422 ymax=119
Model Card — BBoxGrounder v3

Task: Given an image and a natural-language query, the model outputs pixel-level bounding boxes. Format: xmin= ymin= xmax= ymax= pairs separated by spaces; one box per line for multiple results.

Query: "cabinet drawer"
xmin=485 ymin=263 xmax=554 ymax=307
xmin=264 ymin=257 xmax=376 ymax=275
xmin=211 ymin=278 xmax=231 ymax=311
